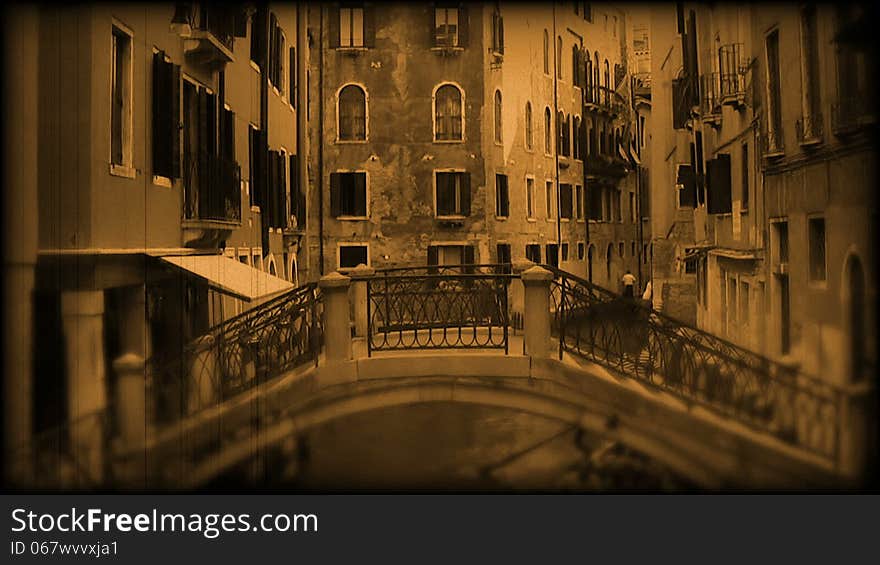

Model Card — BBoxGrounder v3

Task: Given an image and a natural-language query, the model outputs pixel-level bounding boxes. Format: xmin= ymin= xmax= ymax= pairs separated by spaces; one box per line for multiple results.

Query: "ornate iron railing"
xmin=544 ymin=265 xmax=841 ymax=460
xmin=148 ymin=282 xmax=323 ymax=422
xmin=367 ymin=265 xmax=511 ymax=354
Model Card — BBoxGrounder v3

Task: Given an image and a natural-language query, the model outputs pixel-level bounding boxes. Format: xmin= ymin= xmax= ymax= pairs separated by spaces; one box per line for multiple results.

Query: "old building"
xmin=3 ymin=2 xmax=306 ymax=481
xmin=306 ymin=1 xmax=647 ymax=288
xmin=653 ymin=3 xmax=875 ymax=395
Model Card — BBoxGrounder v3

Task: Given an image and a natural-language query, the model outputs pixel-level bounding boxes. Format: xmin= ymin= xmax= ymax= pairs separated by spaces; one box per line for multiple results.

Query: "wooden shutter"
xmin=459 ymin=172 xmax=471 ymax=216
xmin=707 ymin=154 xmax=732 ymax=214
xmin=364 ymin=3 xmax=376 ymax=48
xmin=329 ymin=173 xmax=342 ymax=217
xmin=677 ymin=164 xmax=696 ymax=208
xmin=498 ymin=175 xmax=509 ymax=217
xmin=289 ymin=47 xmax=297 ymax=107
xmin=152 ymin=52 xmax=169 ymax=178
xmin=457 ymin=4 xmax=468 ymax=48
xmin=170 ymin=64 xmax=181 ymax=178
xmin=427 ymin=245 xmax=439 ymax=274
xmin=354 ymin=172 xmax=367 ymax=216
xmin=329 ymin=5 xmax=340 ymax=48
xmin=463 ymin=245 xmax=476 ymax=274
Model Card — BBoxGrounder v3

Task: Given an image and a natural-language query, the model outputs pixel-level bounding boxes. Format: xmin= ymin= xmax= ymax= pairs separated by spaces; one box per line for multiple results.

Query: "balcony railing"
xmin=700 ymin=72 xmax=722 ymax=124
xmin=584 ymin=86 xmax=627 ymax=117
xmin=796 ymin=112 xmax=824 ymax=146
xmin=175 ymin=2 xmax=236 ymax=65
xmin=719 ymin=43 xmax=747 ymax=106
xmin=831 ymin=95 xmax=875 ymax=136
xmin=184 ymin=151 xmax=242 ymax=223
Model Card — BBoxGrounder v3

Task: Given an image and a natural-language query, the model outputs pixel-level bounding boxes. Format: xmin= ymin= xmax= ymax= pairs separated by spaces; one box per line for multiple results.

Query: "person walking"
xmin=621 ymin=269 xmax=636 ymax=298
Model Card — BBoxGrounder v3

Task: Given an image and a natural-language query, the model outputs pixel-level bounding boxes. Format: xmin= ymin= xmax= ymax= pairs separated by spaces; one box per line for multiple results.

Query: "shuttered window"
xmin=330 ymin=172 xmax=368 ymax=217
xmin=560 ymin=184 xmax=573 ymax=219
xmin=706 ymin=154 xmax=732 ymax=214
xmin=435 ymin=171 xmax=470 ymax=217
xmin=152 ymin=51 xmax=180 ymax=179
xmin=495 ymin=174 xmax=509 ymax=217
xmin=338 ymin=84 xmax=366 ymax=141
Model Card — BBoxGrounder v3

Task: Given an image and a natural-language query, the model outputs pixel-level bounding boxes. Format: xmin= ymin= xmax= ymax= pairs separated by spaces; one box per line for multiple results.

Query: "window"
xmin=330 ymin=172 xmax=368 ymax=218
xmin=546 ymin=244 xmax=559 ymax=268
xmin=572 ymin=116 xmax=581 ymax=159
xmin=251 ymin=9 xmax=266 ymax=67
xmin=435 ymin=171 xmax=471 ymax=217
xmin=434 ymin=5 xmax=463 ymax=48
xmin=543 ymin=29 xmax=550 ymax=74
xmin=526 ymin=177 xmax=536 ymax=219
xmin=525 ymin=102 xmax=533 ymax=149
xmin=429 ymin=245 xmax=471 ymax=268
xmin=800 ymin=5 xmax=820 ymax=127
xmin=495 ymin=174 xmax=509 ymax=217
xmin=491 ymin=7 xmax=504 ymax=54
xmin=340 ymin=3 xmax=364 ymax=47
xmin=494 ymin=90 xmax=503 ymax=143
xmin=809 ymin=217 xmax=826 ymax=282
xmin=561 ymin=243 xmax=570 ymax=262
xmin=557 ymin=36 xmax=563 ymax=79
xmin=631 ymin=241 xmax=636 ymax=257
xmin=629 ymin=192 xmax=636 ymax=223
xmin=557 ymin=111 xmax=570 ymax=156
xmin=741 ymin=142 xmax=749 ymax=211
xmin=577 ymin=242 xmax=585 ymax=260
xmin=545 ymin=181 xmax=554 ymax=219
xmin=572 ymin=44 xmax=580 ymax=87
xmin=339 ymin=245 xmax=369 ymax=270
xmin=765 ymin=30 xmax=783 ymax=145
xmin=544 ymin=107 xmax=552 ymax=154
xmin=434 ymin=84 xmax=463 ymax=141
xmin=575 ymin=185 xmax=584 ymax=220
xmin=338 ymin=84 xmax=366 ymax=141
xmin=111 ymin=25 xmax=132 ymax=171
xmin=773 ymin=220 xmax=789 ymax=263
xmin=268 ymin=14 xmax=286 ymax=91
xmin=706 ymin=154 xmax=732 ymax=214
xmin=618 ymin=242 xmax=625 ymax=258
xmin=526 ymin=244 xmax=541 ymax=264
xmin=559 ymin=183 xmax=573 ymax=219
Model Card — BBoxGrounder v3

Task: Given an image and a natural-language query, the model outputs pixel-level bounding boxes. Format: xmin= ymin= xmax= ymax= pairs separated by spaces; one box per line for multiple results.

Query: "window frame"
xmin=339 ymin=5 xmax=366 ymax=49
xmin=336 ymin=83 xmax=369 ymax=143
xmin=110 ymin=20 xmax=135 ymax=178
xmin=432 ymin=82 xmax=465 ymax=143
xmin=433 ymin=168 xmax=469 ymax=219
xmin=495 ymin=173 xmax=510 ymax=218
xmin=337 ymin=242 xmax=371 ymax=271
xmin=494 ymin=89 xmax=503 ymax=145
xmin=525 ymin=101 xmax=533 ymax=151
xmin=807 ymin=214 xmax=827 ymax=285
xmin=333 ymin=170 xmax=370 ymax=220
xmin=526 ymin=175 xmax=536 ymax=220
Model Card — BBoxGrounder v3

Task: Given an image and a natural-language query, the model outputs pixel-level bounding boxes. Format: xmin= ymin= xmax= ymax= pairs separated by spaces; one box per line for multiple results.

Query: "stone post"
xmin=350 ymin=263 xmax=375 ymax=338
xmin=113 ymin=352 xmax=146 ymax=487
xmin=319 ymin=271 xmax=353 ymax=365
xmin=838 ymin=381 xmax=875 ymax=484
xmin=61 ymin=290 xmax=108 ymax=484
xmin=188 ymin=334 xmax=217 ymax=414
xmin=510 ymin=259 xmax=536 ymax=332
xmin=522 ymin=266 xmax=554 ymax=359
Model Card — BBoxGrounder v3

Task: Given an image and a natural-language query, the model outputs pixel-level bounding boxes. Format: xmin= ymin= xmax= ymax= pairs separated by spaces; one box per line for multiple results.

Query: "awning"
xmin=159 ymin=254 xmax=294 ymax=302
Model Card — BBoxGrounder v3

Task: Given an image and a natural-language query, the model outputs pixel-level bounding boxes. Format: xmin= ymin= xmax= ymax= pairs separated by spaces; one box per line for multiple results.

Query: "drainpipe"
xmin=317 ymin=5 xmax=325 ymax=275
xmin=552 ymin=4 xmax=561 ymax=263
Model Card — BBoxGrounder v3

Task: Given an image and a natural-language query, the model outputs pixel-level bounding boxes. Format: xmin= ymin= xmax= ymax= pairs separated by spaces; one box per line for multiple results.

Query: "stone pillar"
xmin=61 ymin=290 xmax=108 ymax=484
xmin=522 ymin=266 xmax=554 ymax=359
xmin=350 ymin=264 xmax=375 ymax=338
xmin=113 ymin=353 xmax=146 ymax=487
xmin=510 ymin=259 xmax=536 ymax=332
xmin=319 ymin=272 xmax=352 ymax=365
xmin=838 ymin=381 xmax=875 ymax=484
xmin=3 ymin=5 xmax=39 ymax=486
xmin=188 ymin=334 xmax=217 ymax=414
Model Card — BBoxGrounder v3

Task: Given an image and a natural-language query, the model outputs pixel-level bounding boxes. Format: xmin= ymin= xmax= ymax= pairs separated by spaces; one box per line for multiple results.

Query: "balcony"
xmin=184 ymin=151 xmax=242 ymax=224
xmin=174 ymin=2 xmax=236 ymax=67
xmin=719 ymin=43 xmax=747 ymax=108
xmin=796 ymin=112 xmax=824 ymax=147
xmin=831 ymin=96 xmax=875 ymax=136
xmin=700 ymin=72 xmax=722 ymax=127
xmin=584 ymin=86 xmax=627 ymax=118
xmin=761 ymin=127 xmax=785 ymax=160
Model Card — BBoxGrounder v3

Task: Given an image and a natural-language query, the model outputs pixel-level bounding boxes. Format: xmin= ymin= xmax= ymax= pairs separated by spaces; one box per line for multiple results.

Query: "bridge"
xmin=9 ymin=262 xmax=871 ymax=489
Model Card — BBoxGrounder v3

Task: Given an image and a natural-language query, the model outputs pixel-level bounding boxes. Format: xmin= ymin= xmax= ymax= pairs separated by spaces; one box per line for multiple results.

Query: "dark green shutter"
xmin=460 ymin=172 xmax=471 ymax=216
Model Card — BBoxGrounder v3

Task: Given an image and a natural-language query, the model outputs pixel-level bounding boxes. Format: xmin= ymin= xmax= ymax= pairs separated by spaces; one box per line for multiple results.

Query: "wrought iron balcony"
xmin=719 ymin=43 xmax=747 ymax=107
xmin=584 ymin=86 xmax=627 ymax=118
xmin=831 ymin=96 xmax=875 ymax=136
xmin=184 ymin=151 xmax=242 ymax=223
xmin=700 ymin=72 xmax=722 ymax=126
xmin=796 ymin=112 xmax=824 ymax=146
xmin=174 ymin=2 xmax=236 ymax=66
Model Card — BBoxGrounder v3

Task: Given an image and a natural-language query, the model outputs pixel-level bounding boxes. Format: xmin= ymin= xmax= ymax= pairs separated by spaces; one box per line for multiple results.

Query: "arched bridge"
xmin=13 ymin=263 xmax=867 ymax=489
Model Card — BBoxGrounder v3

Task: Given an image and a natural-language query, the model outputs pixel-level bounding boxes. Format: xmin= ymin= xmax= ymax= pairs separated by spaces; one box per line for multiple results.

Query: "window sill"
xmin=560 ymin=218 xmax=571 ymax=223
xmin=430 ymin=46 xmax=464 ymax=53
xmin=335 ymin=139 xmax=368 ymax=144
xmin=527 ymin=217 xmax=537 ymax=223
xmin=435 ymin=215 xmax=467 ymax=221
xmin=336 ymin=216 xmax=369 ymax=221
xmin=337 ymin=46 xmax=368 ymax=54
xmin=249 ymin=60 xmax=261 ymax=73
xmin=109 ymin=164 xmax=136 ymax=179
xmin=495 ymin=216 xmax=508 ymax=221
xmin=152 ymin=175 xmax=172 ymax=188
xmin=250 ymin=205 xmax=261 ymax=213
xmin=433 ymin=139 xmax=464 ymax=144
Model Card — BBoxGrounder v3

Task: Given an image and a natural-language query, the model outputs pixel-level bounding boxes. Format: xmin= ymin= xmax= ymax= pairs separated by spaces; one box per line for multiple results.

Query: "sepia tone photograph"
xmin=1 ymin=0 xmax=876 ymax=492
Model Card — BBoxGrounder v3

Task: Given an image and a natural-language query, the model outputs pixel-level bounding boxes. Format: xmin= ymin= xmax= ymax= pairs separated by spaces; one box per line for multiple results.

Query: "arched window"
xmin=585 ymin=46 xmax=592 ymax=93
xmin=525 ymin=102 xmax=533 ymax=150
xmin=544 ymin=107 xmax=552 ymax=154
xmin=543 ymin=30 xmax=549 ymax=74
xmin=494 ymin=90 xmax=503 ymax=143
xmin=603 ymin=59 xmax=610 ymax=104
xmin=338 ymin=84 xmax=366 ymax=141
xmin=557 ymin=110 xmax=565 ymax=155
xmin=557 ymin=36 xmax=563 ymax=79
xmin=573 ymin=116 xmax=581 ymax=159
xmin=594 ymin=52 xmax=600 ymax=99
xmin=434 ymin=84 xmax=463 ymax=141
xmin=572 ymin=44 xmax=579 ymax=86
